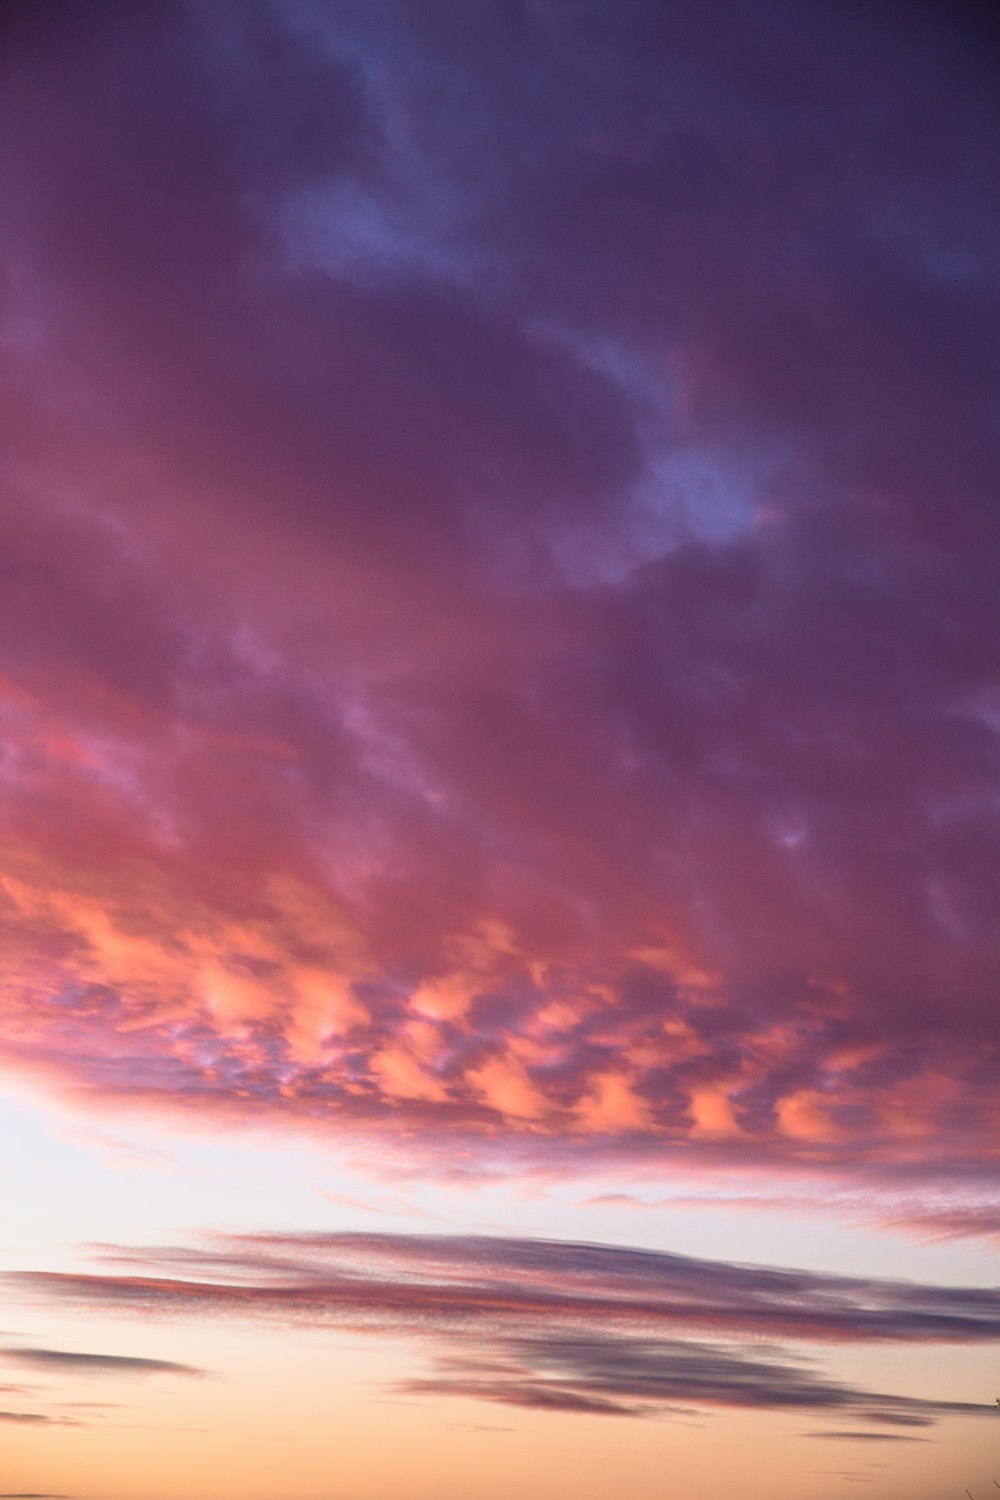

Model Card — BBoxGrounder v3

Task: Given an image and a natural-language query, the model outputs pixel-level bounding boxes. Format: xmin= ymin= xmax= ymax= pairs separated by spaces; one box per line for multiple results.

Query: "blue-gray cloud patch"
xmin=7 ymin=1231 xmax=997 ymax=1427
xmin=1 ymin=1347 xmax=203 ymax=1378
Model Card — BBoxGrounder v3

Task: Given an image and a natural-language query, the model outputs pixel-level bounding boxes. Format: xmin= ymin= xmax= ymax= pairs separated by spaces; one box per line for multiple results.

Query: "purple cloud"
xmin=0 ymin=0 xmax=997 ymax=1185
xmin=8 ymin=1231 xmax=999 ymax=1424
xmin=1 ymin=1347 xmax=203 ymax=1377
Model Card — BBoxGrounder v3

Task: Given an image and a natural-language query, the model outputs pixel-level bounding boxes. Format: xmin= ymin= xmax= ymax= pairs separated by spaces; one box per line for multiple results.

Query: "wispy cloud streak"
xmin=9 ymin=1232 xmax=998 ymax=1424
xmin=590 ymin=1187 xmax=1000 ymax=1248
xmin=1 ymin=1347 xmax=203 ymax=1377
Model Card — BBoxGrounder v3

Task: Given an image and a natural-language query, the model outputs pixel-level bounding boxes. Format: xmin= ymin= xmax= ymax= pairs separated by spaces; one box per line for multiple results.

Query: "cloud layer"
xmin=0 ymin=1 xmax=998 ymax=1178
xmin=0 ymin=1347 xmax=202 ymax=1377
xmin=10 ymin=1231 xmax=999 ymax=1423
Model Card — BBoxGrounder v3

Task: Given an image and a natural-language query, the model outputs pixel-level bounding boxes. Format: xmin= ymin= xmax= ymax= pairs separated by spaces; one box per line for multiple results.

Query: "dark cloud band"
xmin=9 ymin=1231 xmax=997 ymax=1425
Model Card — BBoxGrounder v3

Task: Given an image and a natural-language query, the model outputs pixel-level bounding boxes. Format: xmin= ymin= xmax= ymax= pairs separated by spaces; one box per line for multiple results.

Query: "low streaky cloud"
xmin=396 ymin=1335 xmax=960 ymax=1423
xmin=594 ymin=1188 xmax=1000 ymax=1248
xmin=1 ymin=1347 xmax=204 ymax=1377
xmin=876 ymin=1202 xmax=1000 ymax=1247
xmin=445 ymin=1423 xmax=515 ymax=1434
xmin=8 ymin=1231 xmax=999 ymax=1425
xmin=0 ymin=1411 xmax=76 ymax=1426
xmin=799 ymin=1431 xmax=931 ymax=1442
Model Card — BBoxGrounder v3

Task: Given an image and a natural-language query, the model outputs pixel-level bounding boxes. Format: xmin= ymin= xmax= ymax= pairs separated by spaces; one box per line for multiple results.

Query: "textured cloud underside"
xmin=1 ymin=0 xmax=998 ymax=1182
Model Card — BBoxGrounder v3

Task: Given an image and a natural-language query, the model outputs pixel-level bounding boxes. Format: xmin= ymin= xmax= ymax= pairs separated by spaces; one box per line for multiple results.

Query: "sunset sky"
xmin=1 ymin=3 xmax=999 ymax=1497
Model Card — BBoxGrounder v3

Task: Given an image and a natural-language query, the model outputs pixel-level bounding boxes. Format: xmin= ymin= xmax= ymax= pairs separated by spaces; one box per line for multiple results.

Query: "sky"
xmin=0 ymin=1 xmax=999 ymax=1496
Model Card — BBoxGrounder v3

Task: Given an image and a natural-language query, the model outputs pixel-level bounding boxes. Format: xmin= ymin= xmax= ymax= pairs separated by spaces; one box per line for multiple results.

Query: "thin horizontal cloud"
xmin=799 ymin=1431 xmax=931 ymax=1442
xmin=16 ymin=1230 xmax=1000 ymax=1344
xmin=8 ymin=1231 xmax=998 ymax=1425
xmin=876 ymin=1203 xmax=1000 ymax=1246
xmin=396 ymin=1334 xmax=967 ymax=1422
xmin=0 ymin=1411 xmax=75 ymax=1426
xmin=445 ymin=1423 xmax=515 ymax=1434
xmin=589 ymin=1187 xmax=1000 ymax=1248
xmin=1 ymin=1347 xmax=204 ymax=1377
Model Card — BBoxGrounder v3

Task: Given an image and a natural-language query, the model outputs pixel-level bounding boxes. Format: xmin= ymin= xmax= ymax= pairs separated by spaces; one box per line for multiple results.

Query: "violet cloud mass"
xmin=4 ymin=5 xmax=1000 ymax=1498
xmin=2 ymin=0 xmax=1000 ymax=1197
xmin=1 ymin=4 xmax=999 ymax=1187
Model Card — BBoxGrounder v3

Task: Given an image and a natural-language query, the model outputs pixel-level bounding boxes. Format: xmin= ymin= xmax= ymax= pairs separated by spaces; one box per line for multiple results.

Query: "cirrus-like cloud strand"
xmin=8 ymin=1231 xmax=999 ymax=1425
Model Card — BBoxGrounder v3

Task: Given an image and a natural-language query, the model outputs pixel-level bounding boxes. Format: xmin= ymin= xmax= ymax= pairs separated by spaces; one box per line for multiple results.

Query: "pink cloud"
xmin=468 ymin=1055 xmax=548 ymax=1123
xmin=0 ymin=0 xmax=997 ymax=1191
xmin=584 ymin=1185 xmax=1000 ymax=1251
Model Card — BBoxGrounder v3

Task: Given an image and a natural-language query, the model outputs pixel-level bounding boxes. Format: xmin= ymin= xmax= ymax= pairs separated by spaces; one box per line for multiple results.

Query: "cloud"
xmin=396 ymin=1335 xmax=954 ymax=1422
xmin=16 ymin=1229 xmax=1000 ymax=1345
xmin=445 ymin=1423 xmax=515 ymax=1433
xmin=8 ymin=1231 xmax=998 ymax=1425
xmin=0 ymin=1411 xmax=75 ymax=1426
xmin=799 ymin=1431 xmax=931 ymax=1442
xmin=876 ymin=1202 xmax=1000 ymax=1246
xmin=589 ymin=1186 xmax=1000 ymax=1249
xmin=0 ymin=0 xmax=997 ymax=1182
xmin=1 ymin=1347 xmax=203 ymax=1377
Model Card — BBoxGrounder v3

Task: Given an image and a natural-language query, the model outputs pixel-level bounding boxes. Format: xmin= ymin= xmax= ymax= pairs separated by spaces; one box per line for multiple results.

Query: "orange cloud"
xmin=775 ymin=1089 xmax=843 ymax=1144
xmin=371 ymin=1045 xmax=447 ymax=1104
xmin=468 ymin=1054 xmax=546 ymax=1121
xmin=688 ymin=1087 xmax=743 ymax=1140
xmin=575 ymin=1072 xmax=652 ymax=1133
